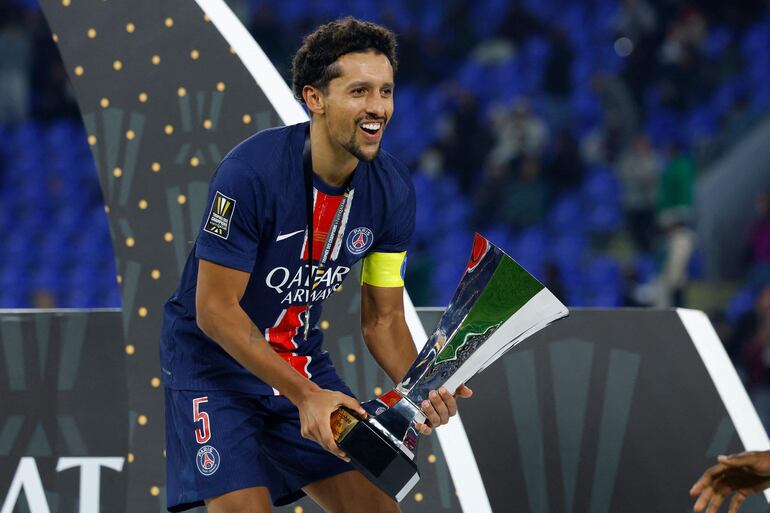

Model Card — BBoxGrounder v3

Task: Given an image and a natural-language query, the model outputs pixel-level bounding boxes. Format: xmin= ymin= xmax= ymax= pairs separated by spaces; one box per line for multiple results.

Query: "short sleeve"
xmin=195 ymin=157 xmax=264 ymax=272
xmin=370 ymin=178 xmax=416 ymax=253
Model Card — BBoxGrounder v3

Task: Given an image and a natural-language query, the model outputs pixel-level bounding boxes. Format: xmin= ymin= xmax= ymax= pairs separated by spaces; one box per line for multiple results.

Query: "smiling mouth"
xmin=359 ymin=120 xmax=383 ymax=136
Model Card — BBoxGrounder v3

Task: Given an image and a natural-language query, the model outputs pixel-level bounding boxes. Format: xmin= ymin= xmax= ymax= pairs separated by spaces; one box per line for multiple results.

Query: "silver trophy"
xmin=331 ymin=233 xmax=569 ymax=501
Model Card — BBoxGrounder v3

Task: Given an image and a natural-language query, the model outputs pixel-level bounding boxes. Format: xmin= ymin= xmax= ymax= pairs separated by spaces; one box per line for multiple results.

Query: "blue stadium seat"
xmin=548 ymin=193 xmax=585 ymax=234
xmin=725 ymin=287 xmax=756 ymax=324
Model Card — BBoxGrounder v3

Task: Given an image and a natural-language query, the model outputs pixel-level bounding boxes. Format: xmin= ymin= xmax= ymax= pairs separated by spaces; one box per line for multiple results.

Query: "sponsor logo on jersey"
xmin=346 ymin=227 xmax=373 ymax=255
xmin=204 ymin=191 xmax=236 ymax=239
xmin=196 ymin=445 xmax=220 ymax=476
xmin=266 ymin=264 xmax=351 ymax=304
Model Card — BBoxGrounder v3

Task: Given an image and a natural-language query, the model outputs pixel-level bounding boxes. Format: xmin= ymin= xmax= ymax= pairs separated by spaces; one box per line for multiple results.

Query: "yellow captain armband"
xmin=360 ymin=251 xmax=407 ymax=287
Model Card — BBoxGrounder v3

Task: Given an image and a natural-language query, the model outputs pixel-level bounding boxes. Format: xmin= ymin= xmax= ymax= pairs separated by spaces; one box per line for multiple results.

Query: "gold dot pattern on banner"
xmin=190 ymin=156 xmax=199 ymax=167
xmin=100 ymin=97 xmax=109 ymax=108
xmin=151 ymin=269 xmax=161 ymax=280
xmin=125 ymin=237 xmax=135 ymax=247
xmin=61 ymin=0 xmax=70 ymax=6
xmin=164 ymin=17 xmax=174 ymax=28
xmin=191 ymin=49 xmax=200 ymax=60
xmin=87 ymin=135 xmax=96 ymax=145
xmin=113 ymin=60 xmax=123 ymax=71
xmin=126 ymin=22 xmax=135 ymax=33
xmin=229 ymin=47 xmax=236 ymax=54
xmin=104 ymin=205 xmax=110 ymax=214
xmin=113 ymin=167 xmax=122 ymax=177
xmin=203 ymin=119 xmax=212 ymax=129
xmin=52 ymin=33 xmax=59 ymax=43
xmin=294 ymin=507 xmax=303 ymax=513
xmin=216 ymin=81 xmax=225 ymax=92
xmin=177 ymin=87 xmax=186 ymax=97
xmin=151 ymin=162 xmax=161 ymax=172
xmin=116 ymin=275 xmax=122 ymax=284
xmin=177 ymin=194 xmax=187 ymax=205
xmin=152 ymin=55 xmax=161 ymax=65
xmin=164 ymin=124 xmax=174 ymax=135
xmin=151 ymin=377 xmax=161 ymax=388
xmin=87 ymin=28 xmax=96 ymax=39
xmin=164 ymin=232 xmax=174 ymax=242
xmin=374 ymin=386 xmax=383 ymax=395
xmin=138 ymin=199 xmax=148 ymax=210
xmin=74 ymin=65 xmax=84 ymax=76
xmin=163 ymin=449 xmax=166 ymax=458
xmin=203 ymin=14 xmax=211 ymax=22
xmin=138 ymin=92 xmax=148 ymax=103
xmin=242 ymin=114 xmax=252 ymax=124
xmin=127 ymin=453 xmax=134 ymax=463
xmin=427 ymin=454 xmax=437 ymax=463
xmin=138 ymin=307 xmax=148 ymax=317
xmin=126 ymin=130 xmax=135 ymax=140
xmin=138 ymin=415 xmax=148 ymax=426
xmin=415 ymin=492 xmax=424 ymax=502
xmin=346 ymin=353 xmax=356 ymax=363
xmin=320 ymin=320 xmax=330 ymax=330
xmin=125 ymin=344 xmax=135 ymax=355
xmin=150 ymin=486 xmax=160 ymax=496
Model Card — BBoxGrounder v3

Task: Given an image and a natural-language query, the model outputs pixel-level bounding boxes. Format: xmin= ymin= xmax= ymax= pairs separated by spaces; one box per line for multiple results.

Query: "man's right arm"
xmin=195 ymin=258 xmax=365 ymax=460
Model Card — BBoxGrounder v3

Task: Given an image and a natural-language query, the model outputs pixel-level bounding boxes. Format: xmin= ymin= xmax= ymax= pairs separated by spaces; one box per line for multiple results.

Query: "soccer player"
xmin=690 ymin=450 xmax=770 ymax=513
xmin=160 ymin=17 xmax=472 ymax=513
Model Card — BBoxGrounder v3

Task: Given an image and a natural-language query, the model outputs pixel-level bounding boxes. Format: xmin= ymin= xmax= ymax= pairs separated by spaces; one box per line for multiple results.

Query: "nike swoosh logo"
xmin=276 ymin=229 xmax=305 ymax=242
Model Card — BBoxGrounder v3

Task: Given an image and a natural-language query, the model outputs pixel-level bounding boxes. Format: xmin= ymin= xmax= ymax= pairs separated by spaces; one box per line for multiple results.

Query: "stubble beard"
xmin=343 ymin=126 xmax=380 ymax=162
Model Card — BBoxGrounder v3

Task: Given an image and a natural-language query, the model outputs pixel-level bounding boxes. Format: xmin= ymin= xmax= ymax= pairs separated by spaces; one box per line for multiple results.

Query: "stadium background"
xmin=2 ymin=0 xmax=770 ymax=510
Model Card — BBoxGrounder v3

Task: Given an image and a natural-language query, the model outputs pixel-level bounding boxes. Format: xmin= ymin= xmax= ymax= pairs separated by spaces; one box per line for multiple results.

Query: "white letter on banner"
xmin=56 ymin=457 xmax=125 ymax=513
xmin=0 ymin=458 xmax=51 ymax=513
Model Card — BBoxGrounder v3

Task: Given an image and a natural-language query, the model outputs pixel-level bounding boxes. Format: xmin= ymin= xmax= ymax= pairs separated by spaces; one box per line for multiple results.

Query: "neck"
xmin=309 ymin=120 xmax=359 ymax=188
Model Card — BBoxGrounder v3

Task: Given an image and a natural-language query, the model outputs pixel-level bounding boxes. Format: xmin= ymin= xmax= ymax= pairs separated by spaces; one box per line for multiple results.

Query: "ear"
xmin=302 ymin=85 xmax=325 ymax=116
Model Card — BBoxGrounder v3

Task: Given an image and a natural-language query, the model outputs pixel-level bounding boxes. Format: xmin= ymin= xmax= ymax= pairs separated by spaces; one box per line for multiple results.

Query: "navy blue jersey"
xmin=160 ymin=122 xmax=415 ymax=394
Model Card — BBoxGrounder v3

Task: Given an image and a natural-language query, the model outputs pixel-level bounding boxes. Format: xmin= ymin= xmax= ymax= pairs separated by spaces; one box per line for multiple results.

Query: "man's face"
xmin=320 ymin=51 xmax=394 ymax=162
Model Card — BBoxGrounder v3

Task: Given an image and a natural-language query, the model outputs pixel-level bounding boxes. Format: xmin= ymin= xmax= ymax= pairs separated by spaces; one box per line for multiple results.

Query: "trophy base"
xmin=331 ymin=407 xmax=420 ymax=502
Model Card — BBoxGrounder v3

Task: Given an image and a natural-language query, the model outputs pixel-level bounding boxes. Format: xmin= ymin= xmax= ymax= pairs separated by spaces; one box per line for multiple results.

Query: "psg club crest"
xmin=346 ymin=227 xmax=373 ymax=255
xmin=196 ymin=445 xmax=221 ymax=476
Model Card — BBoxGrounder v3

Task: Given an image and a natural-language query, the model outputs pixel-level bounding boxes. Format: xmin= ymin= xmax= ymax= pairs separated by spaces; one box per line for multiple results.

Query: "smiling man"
xmin=160 ymin=17 xmax=470 ymax=513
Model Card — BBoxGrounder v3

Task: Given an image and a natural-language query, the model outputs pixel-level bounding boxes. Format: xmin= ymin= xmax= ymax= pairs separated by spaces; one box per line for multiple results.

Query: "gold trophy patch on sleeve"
xmin=203 ymin=191 xmax=236 ymax=239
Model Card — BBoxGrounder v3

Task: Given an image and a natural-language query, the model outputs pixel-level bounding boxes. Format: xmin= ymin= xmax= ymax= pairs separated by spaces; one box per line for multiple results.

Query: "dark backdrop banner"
xmin=2 ymin=308 xmax=768 ymax=513
xmin=0 ymin=310 xmax=127 ymax=513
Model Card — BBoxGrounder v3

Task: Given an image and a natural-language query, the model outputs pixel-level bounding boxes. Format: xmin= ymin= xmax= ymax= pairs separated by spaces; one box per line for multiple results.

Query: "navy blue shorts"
xmin=164 ymin=380 xmax=355 ymax=511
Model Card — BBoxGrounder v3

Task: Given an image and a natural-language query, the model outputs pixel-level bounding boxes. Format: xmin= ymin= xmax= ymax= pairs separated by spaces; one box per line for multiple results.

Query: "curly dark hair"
xmin=291 ymin=17 xmax=398 ymax=104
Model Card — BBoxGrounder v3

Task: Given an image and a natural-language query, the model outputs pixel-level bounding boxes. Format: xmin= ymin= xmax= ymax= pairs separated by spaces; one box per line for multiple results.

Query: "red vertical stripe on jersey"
xmin=302 ymin=191 xmax=344 ymax=261
xmin=264 ymin=305 xmax=311 ymax=378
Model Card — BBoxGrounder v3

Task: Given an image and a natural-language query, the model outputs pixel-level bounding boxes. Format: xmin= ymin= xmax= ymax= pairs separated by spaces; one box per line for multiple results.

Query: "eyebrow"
xmin=347 ymin=81 xmax=394 ymax=89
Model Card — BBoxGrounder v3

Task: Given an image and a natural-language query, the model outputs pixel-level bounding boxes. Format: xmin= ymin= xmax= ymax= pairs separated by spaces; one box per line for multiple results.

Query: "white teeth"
xmin=362 ymin=122 xmax=381 ymax=130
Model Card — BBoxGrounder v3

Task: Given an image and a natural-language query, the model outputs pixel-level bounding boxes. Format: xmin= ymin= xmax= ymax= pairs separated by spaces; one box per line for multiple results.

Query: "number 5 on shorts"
xmin=193 ymin=397 xmax=211 ymax=444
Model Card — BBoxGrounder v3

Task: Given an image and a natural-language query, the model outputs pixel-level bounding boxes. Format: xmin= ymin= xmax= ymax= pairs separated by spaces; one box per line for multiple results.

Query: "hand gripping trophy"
xmin=330 ymin=233 xmax=570 ymax=501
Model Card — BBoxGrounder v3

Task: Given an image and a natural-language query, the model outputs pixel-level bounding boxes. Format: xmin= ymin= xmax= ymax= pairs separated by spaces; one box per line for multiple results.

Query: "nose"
xmin=366 ymin=94 xmax=387 ymax=119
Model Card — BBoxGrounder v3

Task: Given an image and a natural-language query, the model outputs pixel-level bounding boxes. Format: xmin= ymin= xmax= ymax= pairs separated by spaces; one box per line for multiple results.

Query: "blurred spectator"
xmin=545 ymin=128 xmax=585 ymax=199
xmin=501 ymin=157 xmax=548 ymax=230
xmin=617 ymin=133 xmax=662 ymax=251
xmin=0 ymin=7 xmax=32 ymax=122
xmin=542 ymin=26 xmax=573 ymax=128
xmin=590 ymin=72 xmax=639 ymax=145
xmin=487 ymin=97 xmax=549 ymax=167
xmin=655 ymin=209 xmax=696 ymax=307
xmin=729 ymin=286 xmax=770 ymax=363
xmin=743 ymin=191 xmax=770 ymax=287
xmin=439 ymin=85 xmax=493 ymax=192
xmin=613 ymin=0 xmax=658 ymax=43
xmin=658 ymin=142 xmax=694 ymax=218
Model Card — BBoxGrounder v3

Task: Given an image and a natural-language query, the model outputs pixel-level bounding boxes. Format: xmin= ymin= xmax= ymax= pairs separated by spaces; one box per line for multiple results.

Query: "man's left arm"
xmin=360 ymin=279 xmax=472 ymax=435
